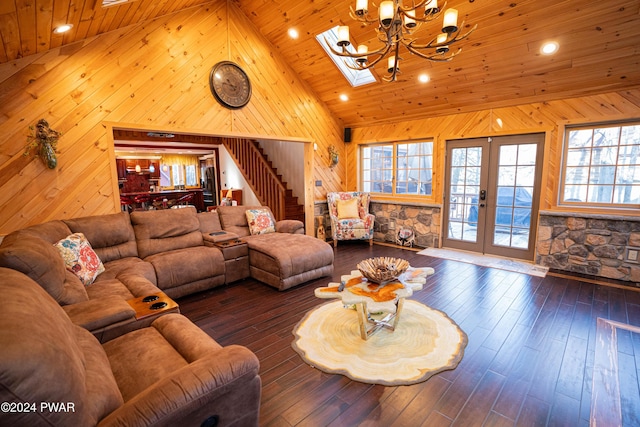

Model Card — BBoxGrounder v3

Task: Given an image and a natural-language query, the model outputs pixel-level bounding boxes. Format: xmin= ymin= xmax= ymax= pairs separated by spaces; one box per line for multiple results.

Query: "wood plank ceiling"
xmin=2 ymin=0 xmax=639 ymax=128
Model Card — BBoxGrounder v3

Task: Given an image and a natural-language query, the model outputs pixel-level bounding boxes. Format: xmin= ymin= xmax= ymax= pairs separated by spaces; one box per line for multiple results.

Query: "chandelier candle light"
xmin=328 ymin=0 xmax=476 ymax=81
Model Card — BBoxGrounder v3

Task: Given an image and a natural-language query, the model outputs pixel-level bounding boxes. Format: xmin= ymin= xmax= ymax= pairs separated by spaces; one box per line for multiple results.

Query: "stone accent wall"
xmin=370 ymin=202 xmax=441 ymax=248
xmin=314 ymin=200 xmax=442 ymax=248
xmin=536 ymin=212 xmax=640 ymax=283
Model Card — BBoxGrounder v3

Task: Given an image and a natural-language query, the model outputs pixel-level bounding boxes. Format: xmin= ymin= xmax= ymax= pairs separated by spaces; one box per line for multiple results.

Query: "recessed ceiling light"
xmin=541 ymin=41 xmax=559 ymax=55
xmin=53 ymin=24 xmax=73 ymax=34
xmin=339 ymin=94 xmax=349 ymax=101
xmin=288 ymin=28 xmax=299 ymax=39
xmin=418 ymin=74 xmax=430 ymax=83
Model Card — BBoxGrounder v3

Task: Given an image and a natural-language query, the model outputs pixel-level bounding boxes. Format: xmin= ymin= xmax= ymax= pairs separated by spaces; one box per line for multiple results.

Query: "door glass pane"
xmin=498 ymin=166 xmax=516 ymax=185
xmin=447 ymin=147 xmax=481 ymax=242
xmin=513 ymin=208 xmax=532 ymax=227
xmin=516 ymin=187 xmax=533 ymax=207
xmin=493 ymin=144 xmax=535 ymax=249
xmin=518 ymin=144 xmax=537 ymax=165
xmin=516 ymin=166 xmax=535 ymax=186
xmin=493 ymin=226 xmax=512 ymax=246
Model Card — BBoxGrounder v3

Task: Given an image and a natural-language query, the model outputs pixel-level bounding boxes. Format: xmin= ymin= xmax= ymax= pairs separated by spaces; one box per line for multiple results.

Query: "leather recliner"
xmin=0 ymin=267 xmax=261 ymax=427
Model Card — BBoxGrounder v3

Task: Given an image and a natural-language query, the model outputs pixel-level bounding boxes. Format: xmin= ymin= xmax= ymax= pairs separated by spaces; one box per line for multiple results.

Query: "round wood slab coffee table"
xmin=314 ymin=266 xmax=434 ymax=340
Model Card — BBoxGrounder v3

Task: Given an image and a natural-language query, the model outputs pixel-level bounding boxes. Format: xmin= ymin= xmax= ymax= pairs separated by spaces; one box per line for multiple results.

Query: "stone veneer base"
xmin=315 ymin=201 xmax=640 ymax=284
xmin=537 ymin=211 xmax=640 ymax=283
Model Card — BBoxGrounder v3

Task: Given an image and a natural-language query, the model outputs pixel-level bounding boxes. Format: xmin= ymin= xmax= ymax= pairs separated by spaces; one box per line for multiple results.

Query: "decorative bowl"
xmin=357 ymin=257 xmax=409 ymax=284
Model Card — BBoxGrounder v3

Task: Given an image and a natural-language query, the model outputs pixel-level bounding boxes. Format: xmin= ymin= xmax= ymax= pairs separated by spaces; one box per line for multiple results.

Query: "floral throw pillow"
xmin=54 ymin=233 xmax=105 ymax=286
xmin=246 ymin=208 xmax=276 ymax=235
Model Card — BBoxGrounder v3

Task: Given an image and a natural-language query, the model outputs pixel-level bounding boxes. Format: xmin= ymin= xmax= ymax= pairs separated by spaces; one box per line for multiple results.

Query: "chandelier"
xmin=327 ymin=0 xmax=476 ymax=82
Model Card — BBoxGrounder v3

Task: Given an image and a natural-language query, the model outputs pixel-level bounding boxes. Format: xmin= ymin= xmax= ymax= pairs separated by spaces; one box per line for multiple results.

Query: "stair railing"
xmin=221 ymin=137 xmax=286 ymax=220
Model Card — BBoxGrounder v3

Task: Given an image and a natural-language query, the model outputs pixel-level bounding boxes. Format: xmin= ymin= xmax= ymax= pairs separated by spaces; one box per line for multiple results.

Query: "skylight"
xmin=316 ymin=27 xmax=376 ymax=87
xmin=102 ymin=0 xmax=132 ymax=7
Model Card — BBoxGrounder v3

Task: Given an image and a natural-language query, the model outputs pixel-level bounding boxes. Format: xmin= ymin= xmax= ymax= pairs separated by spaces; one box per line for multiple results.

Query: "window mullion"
xmin=392 ymin=142 xmax=398 ymax=196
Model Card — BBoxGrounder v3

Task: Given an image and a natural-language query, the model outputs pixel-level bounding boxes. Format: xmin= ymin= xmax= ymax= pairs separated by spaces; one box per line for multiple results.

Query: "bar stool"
xmin=152 ymin=196 xmax=168 ymax=209
xmin=120 ymin=196 xmax=133 ymax=212
xmin=171 ymin=193 xmax=194 ymax=209
xmin=133 ymin=194 xmax=151 ymax=210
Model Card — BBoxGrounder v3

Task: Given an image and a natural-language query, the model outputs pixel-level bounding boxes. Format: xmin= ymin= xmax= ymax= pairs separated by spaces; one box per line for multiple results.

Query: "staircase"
xmin=221 ymin=137 xmax=305 ymax=222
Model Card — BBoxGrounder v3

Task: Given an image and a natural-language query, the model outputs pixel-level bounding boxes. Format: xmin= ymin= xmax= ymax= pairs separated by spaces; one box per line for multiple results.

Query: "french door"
xmin=442 ymin=134 xmax=544 ymax=260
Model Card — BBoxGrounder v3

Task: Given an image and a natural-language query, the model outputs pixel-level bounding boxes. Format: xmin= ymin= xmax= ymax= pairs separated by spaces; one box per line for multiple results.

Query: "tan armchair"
xmin=327 ymin=192 xmax=375 ymax=247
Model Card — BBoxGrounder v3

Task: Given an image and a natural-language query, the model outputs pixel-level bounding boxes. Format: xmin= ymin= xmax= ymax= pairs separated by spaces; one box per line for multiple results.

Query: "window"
xmin=160 ymin=165 xmax=171 ymax=187
xmin=162 ymin=164 xmax=198 ymax=187
xmin=561 ymin=121 xmax=640 ymax=207
xmin=185 ymin=165 xmax=197 ymax=186
xmin=361 ymin=141 xmax=433 ymax=196
xmin=159 ymin=154 xmax=200 ymax=189
xmin=172 ymin=164 xmax=185 ymax=187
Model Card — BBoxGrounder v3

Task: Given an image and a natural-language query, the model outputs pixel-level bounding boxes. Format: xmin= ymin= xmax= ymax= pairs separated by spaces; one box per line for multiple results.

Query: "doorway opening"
xmin=109 ymin=126 xmax=312 ymax=231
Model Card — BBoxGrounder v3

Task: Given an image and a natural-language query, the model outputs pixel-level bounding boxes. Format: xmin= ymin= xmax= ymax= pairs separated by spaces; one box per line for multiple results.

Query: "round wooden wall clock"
xmin=209 ymin=61 xmax=252 ymax=109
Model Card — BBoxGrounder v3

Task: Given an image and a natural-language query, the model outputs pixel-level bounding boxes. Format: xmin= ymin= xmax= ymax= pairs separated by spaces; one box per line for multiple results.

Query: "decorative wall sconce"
xmin=24 ymin=118 xmax=60 ymax=169
xmin=328 ymin=145 xmax=339 ymax=169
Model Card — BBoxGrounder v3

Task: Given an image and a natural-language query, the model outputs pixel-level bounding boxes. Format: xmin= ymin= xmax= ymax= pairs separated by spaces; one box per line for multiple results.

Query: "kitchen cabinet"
xmin=120 ymin=159 xmax=160 ymax=176
xmin=125 ymin=159 xmax=149 ymax=172
xmin=116 ymin=159 xmax=127 ymax=180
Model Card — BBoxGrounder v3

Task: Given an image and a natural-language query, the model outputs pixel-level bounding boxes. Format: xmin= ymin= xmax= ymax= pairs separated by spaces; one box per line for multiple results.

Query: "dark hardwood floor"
xmin=177 ymin=242 xmax=640 ymax=426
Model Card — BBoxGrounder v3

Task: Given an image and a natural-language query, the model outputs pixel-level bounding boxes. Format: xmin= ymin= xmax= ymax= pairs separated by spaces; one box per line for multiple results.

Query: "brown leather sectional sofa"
xmin=0 ymin=205 xmax=334 ymax=426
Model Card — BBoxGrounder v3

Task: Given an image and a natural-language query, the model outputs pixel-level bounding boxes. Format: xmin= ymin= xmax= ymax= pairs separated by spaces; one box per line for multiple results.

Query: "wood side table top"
xmin=214 ymin=239 xmax=246 ymax=249
xmin=127 ymin=292 xmax=179 ymax=320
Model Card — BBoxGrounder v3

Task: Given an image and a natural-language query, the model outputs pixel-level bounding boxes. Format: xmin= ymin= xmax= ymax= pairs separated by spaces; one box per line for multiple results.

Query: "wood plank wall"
xmin=346 ymin=89 xmax=640 ymax=215
xmin=0 ymin=0 xmax=346 ymax=235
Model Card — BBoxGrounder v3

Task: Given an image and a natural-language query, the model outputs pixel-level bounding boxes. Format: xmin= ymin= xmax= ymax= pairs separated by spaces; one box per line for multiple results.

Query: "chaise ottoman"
xmin=216 ymin=206 xmax=334 ymax=291
xmin=244 ymin=232 xmax=334 ymax=290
